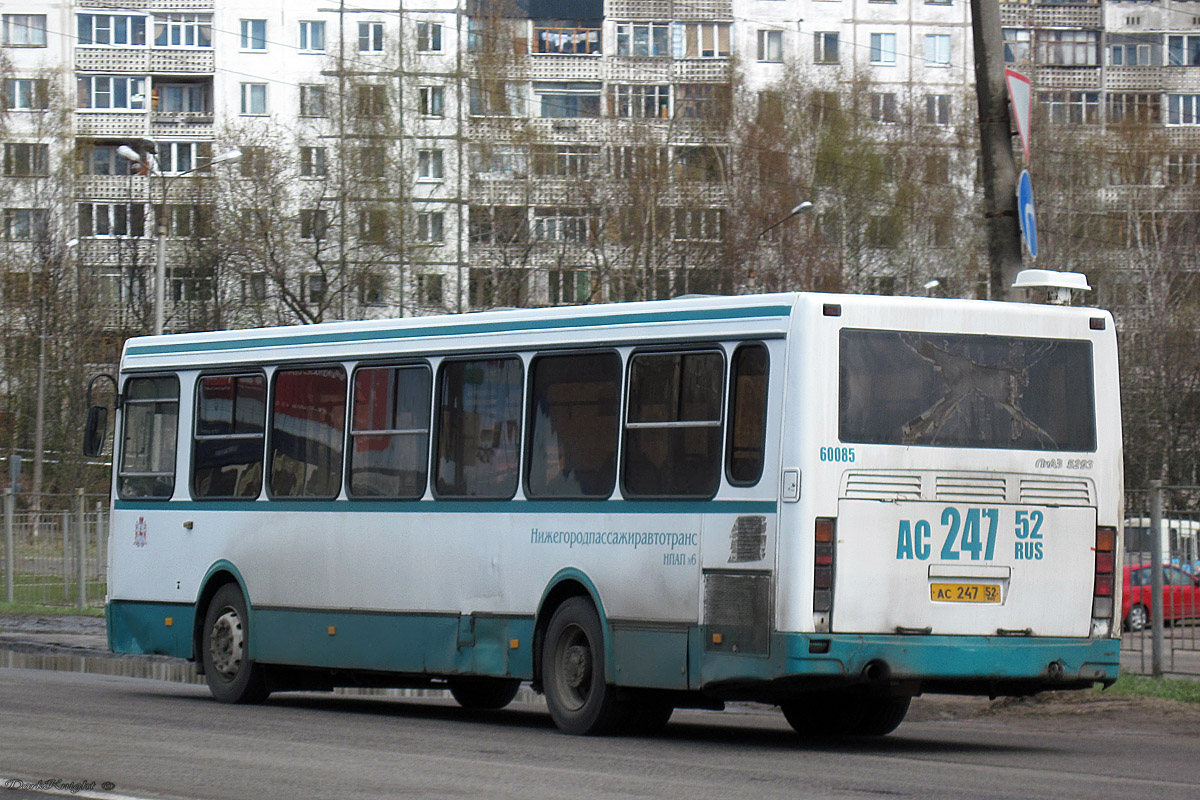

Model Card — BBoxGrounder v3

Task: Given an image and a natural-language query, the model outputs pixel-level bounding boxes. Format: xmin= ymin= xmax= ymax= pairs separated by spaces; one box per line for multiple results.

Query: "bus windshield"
xmin=839 ymin=329 xmax=1096 ymax=451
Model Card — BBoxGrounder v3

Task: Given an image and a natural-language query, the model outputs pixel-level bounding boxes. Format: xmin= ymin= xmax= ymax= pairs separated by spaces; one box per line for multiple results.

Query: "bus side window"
xmin=193 ymin=374 xmax=266 ymax=499
xmin=118 ymin=375 xmax=180 ymax=499
xmin=434 ymin=357 xmax=523 ymax=499
xmin=726 ymin=344 xmax=769 ymax=486
xmin=348 ymin=365 xmax=431 ymax=499
xmin=526 ymin=351 xmax=619 ymax=499
xmin=269 ymin=367 xmax=347 ymax=499
xmin=623 ymin=351 xmax=724 ymax=498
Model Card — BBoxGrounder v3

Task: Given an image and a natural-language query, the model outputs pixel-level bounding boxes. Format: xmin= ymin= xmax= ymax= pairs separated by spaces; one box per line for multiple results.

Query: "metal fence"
xmin=1122 ymin=483 xmax=1200 ymax=676
xmin=2 ymin=489 xmax=109 ymax=609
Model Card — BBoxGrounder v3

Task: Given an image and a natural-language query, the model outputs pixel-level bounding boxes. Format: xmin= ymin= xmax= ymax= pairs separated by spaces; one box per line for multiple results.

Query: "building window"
xmin=675 ymin=146 xmax=724 ymax=182
xmin=1040 ymin=90 xmax=1100 ymax=125
xmin=623 ymin=351 xmax=724 ymax=498
xmin=4 ymin=143 xmax=49 ymax=176
xmin=925 ymin=94 xmax=950 ymax=125
xmin=925 ymin=34 xmax=950 ymax=66
xmin=1109 ymin=39 xmax=1152 ymax=66
xmin=359 ymin=21 xmax=384 ymax=52
xmin=300 ymin=208 xmax=329 ymax=239
xmin=1168 ymin=94 xmax=1200 ymax=125
xmin=153 ymin=14 xmax=211 ymax=48
xmin=77 ymin=15 xmax=147 ymax=46
xmin=119 ymin=376 xmax=179 ymax=499
xmin=304 ymin=273 xmax=327 ymax=305
xmin=870 ymin=33 xmax=897 ymax=65
xmin=925 ymin=153 xmax=950 ymax=184
xmin=1003 ymin=29 xmax=1031 ymax=64
xmin=417 ymin=21 xmax=441 ymax=52
xmin=535 ymin=82 xmax=601 ymax=118
xmin=77 ymin=76 xmax=146 ymax=110
xmin=870 ymin=92 xmax=898 ymax=123
xmin=673 ymin=208 xmax=724 ymax=241
xmin=155 ymin=83 xmax=210 ymax=113
xmin=268 ymin=367 xmax=347 ymax=500
xmin=240 ymin=83 xmax=267 ymax=115
xmin=419 ymin=86 xmax=444 ymax=117
xmin=159 ymin=203 xmax=212 ymax=237
xmin=348 ymin=365 xmax=431 ymax=499
xmin=469 ymin=80 xmax=525 ymax=116
xmin=359 ymin=273 xmax=385 ymax=306
xmin=616 ymin=22 xmax=669 ymax=57
xmin=1037 ymin=30 xmax=1099 ymax=66
xmin=814 ymin=32 xmax=839 ymax=64
xmin=610 ymin=146 xmax=667 ymax=180
xmin=675 ymin=84 xmax=729 ymax=120
xmin=3 ymin=208 xmax=47 ymax=240
xmin=159 ymin=141 xmax=208 ymax=173
xmin=2 ymin=15 xmax=47 ymax=47
xmin=469 ymin=206 xmax=527 ymax=244
xmin=533 ymin=207 xmax=590 ymax=242
xmin=680 ymin=22 xmax=730 ymax=58
xmin=355 ymin=84 xmax=387 ymax=118
xmin=300 ymin=146 xmax=327 ymax=177
xmin=359 ymin=147 xmax=386 ymax=179
xmin=758 ymin=30 xmax=783 ymax=63
xmin=418 ymin=149 xmax=444 ymax=180
xmin=240 ymin=19 xmax=266 ymax=50
xmin=300 ymin=85 xmax=327 ymax=117
xmin=238 ymin=146 xmax=270 ymax=177
xmin=533 ymin=22 xmax=601 ymax=54
xmin=609 ymin=84 xmax=669 ymax=118
xmin=418 ymin=273 xmax=443 ymax=306
xmin=532 ymin=146 xmax=600 ymax=177
xmin=78 ymin=202 xmax=145 ymax=236
xmin=548 ymin=268 xmax=593 ymax=304
xmin=1166 ymin=153 xmax=1200 ymax=185
xmin=358 ymin=208 xmax=388 ymax=243
xmin=1168 ymin=35 xmax=1200 ymax=66
xmin=1107 ymin=93 xmax=1161 ymax=125
xmin=417 ymin=211 xmax=444 ymax=242
xmin=5 ymin=78 xmax=48 ymax=110
xmin=84 ymin=145 xmax=137 ymax=176
xmin=299 ymin=21 xmax=325 ymax=52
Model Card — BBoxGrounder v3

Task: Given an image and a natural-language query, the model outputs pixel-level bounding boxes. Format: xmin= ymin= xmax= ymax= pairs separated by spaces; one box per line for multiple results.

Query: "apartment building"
xmin=2 ymin=0 xmax=1199 ymax=336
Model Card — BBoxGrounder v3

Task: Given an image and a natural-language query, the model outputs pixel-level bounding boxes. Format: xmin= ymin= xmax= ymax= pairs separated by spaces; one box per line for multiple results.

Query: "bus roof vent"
xmin=1011 ymin=269 xmax=1091 ymax=305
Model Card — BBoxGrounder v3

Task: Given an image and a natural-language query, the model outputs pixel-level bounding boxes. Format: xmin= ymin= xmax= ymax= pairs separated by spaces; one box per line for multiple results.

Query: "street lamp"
xmin=118 ymin=144 xmax=241 ymax=335
xmin=750 ymin=201 xmax=814 ymax=293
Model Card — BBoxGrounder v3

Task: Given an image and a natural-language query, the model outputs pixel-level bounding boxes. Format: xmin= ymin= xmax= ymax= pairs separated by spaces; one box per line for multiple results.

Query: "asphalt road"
xmin=2 ymin=668 xmax=1198 ymax=800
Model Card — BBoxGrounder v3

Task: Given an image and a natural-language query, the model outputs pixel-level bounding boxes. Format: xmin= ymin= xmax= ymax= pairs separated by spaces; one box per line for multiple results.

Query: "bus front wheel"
xmin=201 ymin=584 xmax=269 ymax=704
xmin=542 ymin=597 xmax=628 ymax=735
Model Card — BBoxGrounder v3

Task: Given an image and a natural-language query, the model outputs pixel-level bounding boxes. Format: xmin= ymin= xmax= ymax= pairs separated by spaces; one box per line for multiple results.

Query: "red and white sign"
xmin=1005 ymin=68 xmax=1033 ymax=164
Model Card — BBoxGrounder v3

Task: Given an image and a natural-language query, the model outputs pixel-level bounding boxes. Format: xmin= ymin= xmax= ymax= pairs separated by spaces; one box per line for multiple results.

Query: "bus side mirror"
xmin=83 ymin=406 xmax=108 ymax=457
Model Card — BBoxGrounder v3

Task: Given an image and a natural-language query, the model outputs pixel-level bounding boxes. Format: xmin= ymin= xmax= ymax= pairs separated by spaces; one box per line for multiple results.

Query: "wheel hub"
xmin=562 ymin=643 xmax=591 ymax=689
xmin=209 ymin=609 xmax=244 ymax=680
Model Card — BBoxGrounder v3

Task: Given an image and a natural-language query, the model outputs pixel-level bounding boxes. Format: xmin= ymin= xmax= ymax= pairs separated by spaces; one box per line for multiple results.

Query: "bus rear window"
xmin=839 ymin=329 xmax=1096 ymax=452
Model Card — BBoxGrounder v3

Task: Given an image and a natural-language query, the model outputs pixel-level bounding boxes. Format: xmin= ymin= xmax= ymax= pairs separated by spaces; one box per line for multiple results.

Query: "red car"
xmin=1123 ymin=563 xmax=1200 ymax=631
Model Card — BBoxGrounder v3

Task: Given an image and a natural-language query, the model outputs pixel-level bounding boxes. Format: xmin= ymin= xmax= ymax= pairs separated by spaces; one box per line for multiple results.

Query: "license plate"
xmin=930 ymin=582 xmax=1002 ymax=604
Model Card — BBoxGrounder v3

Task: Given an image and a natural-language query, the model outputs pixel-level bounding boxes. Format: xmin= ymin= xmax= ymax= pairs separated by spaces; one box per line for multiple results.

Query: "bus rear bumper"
xmin=698 ymin=632 xmax=1119 ymax=699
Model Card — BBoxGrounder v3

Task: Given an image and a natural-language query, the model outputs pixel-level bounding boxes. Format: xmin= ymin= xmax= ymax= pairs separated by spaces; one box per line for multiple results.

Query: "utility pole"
xmin=970 ymin=0 xmax=1024 ymax=300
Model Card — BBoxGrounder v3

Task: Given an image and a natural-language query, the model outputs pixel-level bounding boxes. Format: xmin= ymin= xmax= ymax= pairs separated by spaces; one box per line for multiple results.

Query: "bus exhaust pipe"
xmin=862 ymin=660 xmax=890 ymax=683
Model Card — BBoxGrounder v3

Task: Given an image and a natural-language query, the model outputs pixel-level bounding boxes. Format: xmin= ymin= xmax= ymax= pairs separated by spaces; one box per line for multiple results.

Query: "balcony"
xmin=149 ymin=49 xmax=214 ymax=74
xmin=76 ymin=48 xmax=148 ymax=73
xmin=75 ymin=111 xmax=149 ymax=138
xmin=76 ymin=174 xmax=147 ymax=201
xmin=530 ymin=55 xmax=603 ymax=82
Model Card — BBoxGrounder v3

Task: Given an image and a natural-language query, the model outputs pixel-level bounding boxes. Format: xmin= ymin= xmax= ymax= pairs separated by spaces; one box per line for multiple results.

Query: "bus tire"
xmin=449 ymin=677 xmax=521 ymax=710
xmin=541 ymin=597 xmax=628 ymax=735
xmin=853 ymin=696 xmax=910 ymax=736
xmin=201 ymin=584 xmax=269 ymax=704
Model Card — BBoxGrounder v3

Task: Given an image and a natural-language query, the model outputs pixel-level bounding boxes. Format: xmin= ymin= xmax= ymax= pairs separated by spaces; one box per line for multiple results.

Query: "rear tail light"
xmin=814 ymin=518 xmax=836 ymax=631
xmin=1092 ymin=526 xmax=1117 ymax=630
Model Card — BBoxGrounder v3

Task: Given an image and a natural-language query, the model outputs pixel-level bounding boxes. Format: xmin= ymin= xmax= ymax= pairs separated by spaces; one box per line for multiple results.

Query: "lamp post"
xmin=751 ymin=201 xmax=814 ymax=293
xmin=118 ymin=144 xmax=241 ymax=335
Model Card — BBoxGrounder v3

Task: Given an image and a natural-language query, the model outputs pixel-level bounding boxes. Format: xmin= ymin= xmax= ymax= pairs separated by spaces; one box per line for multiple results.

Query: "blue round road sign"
xmin=1017 ymin=170 xmax=1037 ymax=258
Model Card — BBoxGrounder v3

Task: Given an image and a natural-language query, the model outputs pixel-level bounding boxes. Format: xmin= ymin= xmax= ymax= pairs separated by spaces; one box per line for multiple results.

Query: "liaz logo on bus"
xmin=895 ymin=508 xmax=1045 ymax=561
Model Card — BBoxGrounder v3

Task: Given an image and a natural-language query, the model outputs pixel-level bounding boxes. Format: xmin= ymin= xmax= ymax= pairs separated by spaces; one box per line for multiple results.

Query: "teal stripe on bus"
xmin=113 ymin=498 xmax=778 ymax=515
xmin=124 ymin=305 xmax=795 ymax=357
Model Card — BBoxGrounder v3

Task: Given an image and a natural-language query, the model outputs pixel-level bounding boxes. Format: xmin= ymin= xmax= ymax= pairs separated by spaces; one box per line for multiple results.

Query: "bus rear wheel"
xmin=202 ymin=584 xmax=269 ymax=704
xmin=449 ymin=677 xmax=521 ymax=710
xmin=542 ymin=597 xmax=628 ymax=735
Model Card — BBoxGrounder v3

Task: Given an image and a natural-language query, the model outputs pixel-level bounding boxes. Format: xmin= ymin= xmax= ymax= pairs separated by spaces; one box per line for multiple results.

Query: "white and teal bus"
xmin=87 ymin=292 xmax=1122 ymax=736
